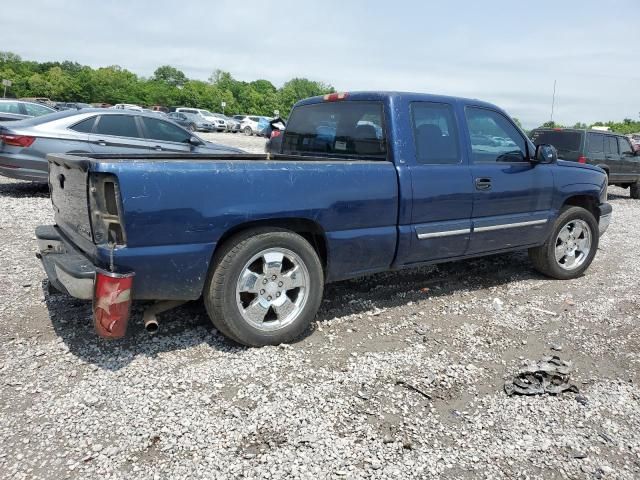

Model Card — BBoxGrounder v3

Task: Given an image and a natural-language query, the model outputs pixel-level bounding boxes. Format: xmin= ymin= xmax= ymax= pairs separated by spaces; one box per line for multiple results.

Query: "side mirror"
xmin=188 ymin=136 xmax=204 ymax=147
xmin=534 ymin=144 xmax=558 ymax=164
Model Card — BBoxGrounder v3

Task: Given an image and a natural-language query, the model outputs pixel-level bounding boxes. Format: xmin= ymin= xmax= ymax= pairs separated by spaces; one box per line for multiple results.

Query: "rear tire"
xmin=243 ymin=126 xmax=253 ymax=136
xmin=204 ymin=228 xmax=324 ymax=347
xmin=188 ymin=124 xmax=196 ymax=132
xmin=630 ymin=181 xmax=640 ymax=199
xmin=529 ymin=206 xmax=599 ymax=280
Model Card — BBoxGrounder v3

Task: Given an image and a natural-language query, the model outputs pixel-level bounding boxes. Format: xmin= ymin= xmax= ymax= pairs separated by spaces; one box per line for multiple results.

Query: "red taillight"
xmin=323 ymin=92 xmax=348 ymax=102
xmin=270 ymin=129 xmax=281 ymax=139
xmin=93 ymin=270 xmax=134 ymax=339
xmin=0 ymin=134 xmax=36 ymax=147
xmin=578 ymin=156 xmax=587 ymax=164
xmin=553 ymin=128 xmax=562 ymax=131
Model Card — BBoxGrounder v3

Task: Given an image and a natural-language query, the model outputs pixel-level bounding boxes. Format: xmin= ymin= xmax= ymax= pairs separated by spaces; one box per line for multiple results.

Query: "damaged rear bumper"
xmin=36 ymin=225 xmax=135 ymax=339
xmin=36 ymin=225 xmax=96 ymax=299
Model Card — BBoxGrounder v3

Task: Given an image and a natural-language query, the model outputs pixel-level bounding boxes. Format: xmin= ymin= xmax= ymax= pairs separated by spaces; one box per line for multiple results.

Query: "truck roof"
xmin=295 ymin=91 xmax=499 ymax=110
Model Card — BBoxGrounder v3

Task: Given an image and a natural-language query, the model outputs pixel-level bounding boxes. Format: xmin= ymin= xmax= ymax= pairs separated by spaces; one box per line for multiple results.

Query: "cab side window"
xmin=411 ymin=102 xmax=460 ymax=164
xmin=465 ymin=107 xmax=526 ymax=163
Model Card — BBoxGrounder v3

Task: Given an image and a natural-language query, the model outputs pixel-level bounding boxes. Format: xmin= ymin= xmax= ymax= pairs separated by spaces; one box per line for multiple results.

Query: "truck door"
xmin=402 ymin=101 xmax=474 ymax=264
xmin=463 ymin=107 xmax=554 ymax=254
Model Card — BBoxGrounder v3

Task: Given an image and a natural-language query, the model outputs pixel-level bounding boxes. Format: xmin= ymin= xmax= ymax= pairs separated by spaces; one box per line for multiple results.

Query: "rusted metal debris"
xmin=504 ymin=356 xmax=579 ymax=396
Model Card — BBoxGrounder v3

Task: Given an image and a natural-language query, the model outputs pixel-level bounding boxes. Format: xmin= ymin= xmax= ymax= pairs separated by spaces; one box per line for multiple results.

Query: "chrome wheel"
xmin=554 ymin=219 xmax=592 ymax=271
xmin=236 ymin=248 xmax=310 ymax=332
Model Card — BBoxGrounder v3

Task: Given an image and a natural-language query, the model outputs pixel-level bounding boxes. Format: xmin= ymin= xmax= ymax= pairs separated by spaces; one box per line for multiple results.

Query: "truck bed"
xmin=47 ymin=152 xmax=400 ymax=299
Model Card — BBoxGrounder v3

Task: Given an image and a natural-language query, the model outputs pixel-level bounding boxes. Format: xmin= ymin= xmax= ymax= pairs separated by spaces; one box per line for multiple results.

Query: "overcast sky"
xmin=2 ymin=0 xmax=639 ymax=128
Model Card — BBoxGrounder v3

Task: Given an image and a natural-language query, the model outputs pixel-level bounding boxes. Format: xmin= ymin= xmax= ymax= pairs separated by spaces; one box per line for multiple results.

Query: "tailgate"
xmin=49 ymin=157 xmax=93 ymax=244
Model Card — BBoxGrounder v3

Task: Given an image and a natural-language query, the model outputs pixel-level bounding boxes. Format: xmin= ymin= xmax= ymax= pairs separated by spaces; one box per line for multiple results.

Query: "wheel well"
xmin=563 ymin=195 xmax=599 ymax=220
xmin=214 ymin=219 xmax=328 ymax=269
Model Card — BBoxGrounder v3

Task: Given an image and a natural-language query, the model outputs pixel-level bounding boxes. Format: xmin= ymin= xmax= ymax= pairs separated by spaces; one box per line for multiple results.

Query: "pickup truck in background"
xmin=37 ymin=92 xmax=612 ymax=347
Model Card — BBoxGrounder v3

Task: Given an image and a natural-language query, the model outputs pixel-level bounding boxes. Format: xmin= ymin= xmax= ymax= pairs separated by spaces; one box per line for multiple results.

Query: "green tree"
xmin=277 ymin=78 xmax=334 ymax=116
xmin=152 ymin=65 xmax=187 ymax=88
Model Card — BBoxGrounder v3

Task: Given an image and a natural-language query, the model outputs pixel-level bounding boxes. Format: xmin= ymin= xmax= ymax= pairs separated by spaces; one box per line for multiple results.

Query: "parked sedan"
xmin=0 ymin=109 xmax=243 ymax=182
xmin=167 ymin=112 xmax=216 ymax=132
xmin=0 ymin=99 xmax=56 ymax=122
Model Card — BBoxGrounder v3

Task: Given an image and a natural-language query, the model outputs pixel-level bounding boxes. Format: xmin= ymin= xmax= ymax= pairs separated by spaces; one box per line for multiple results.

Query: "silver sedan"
xmin=0 ymin=109 xmax=244 ymax=181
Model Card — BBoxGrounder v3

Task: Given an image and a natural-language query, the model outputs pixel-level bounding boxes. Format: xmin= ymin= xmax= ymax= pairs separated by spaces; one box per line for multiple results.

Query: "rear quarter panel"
xmin=93 ymin=159 xmax=399 ymax=299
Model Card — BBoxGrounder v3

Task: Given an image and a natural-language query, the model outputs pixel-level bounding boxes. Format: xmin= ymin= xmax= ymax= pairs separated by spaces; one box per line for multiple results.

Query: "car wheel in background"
xmin=243 ymin=126 xmax=253 ymax=136
xmin=528 ymin=206 xmax=599 ymax=280
xmin=204 ymin=228 xmax=324 ymax=347
xmin=630 ymin=181 xmax=640 ymax=199
xmin=188 ymin=124 xmax=196 ymax=132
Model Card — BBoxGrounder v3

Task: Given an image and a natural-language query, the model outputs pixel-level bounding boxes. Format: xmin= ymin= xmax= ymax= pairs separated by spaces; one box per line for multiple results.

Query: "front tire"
xmin=243 ymin=126 xmax=253 ymax=136
xmin=204 ymin=229 xmax=324 ymax=347
xmin=529 ymin=206 xmax=599 ymax=280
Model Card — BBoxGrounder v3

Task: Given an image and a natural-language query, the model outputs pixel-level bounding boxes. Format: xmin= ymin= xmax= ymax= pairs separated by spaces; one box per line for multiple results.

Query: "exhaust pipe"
xmin=141 ymin=300 xmax=186 ymax=335
xmin=144 ymin=316 xmax=159 ymax=334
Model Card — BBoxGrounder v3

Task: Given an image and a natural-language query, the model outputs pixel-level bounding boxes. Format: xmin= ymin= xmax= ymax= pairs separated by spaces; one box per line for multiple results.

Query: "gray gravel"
xmin=1 ymin=134 xmax=639 ymax=479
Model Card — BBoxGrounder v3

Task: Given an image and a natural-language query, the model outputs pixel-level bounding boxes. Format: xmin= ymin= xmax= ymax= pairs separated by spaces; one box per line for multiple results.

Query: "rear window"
xmin=530 ymin=130 xmax=583 ymax=152
xmin=282 ymin=101 xmax=386 ymax=159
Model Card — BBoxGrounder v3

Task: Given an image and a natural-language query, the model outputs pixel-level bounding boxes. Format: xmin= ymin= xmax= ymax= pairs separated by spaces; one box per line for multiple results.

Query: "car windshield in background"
xmin=530 ymin=130 xmax=583 ymax=152
xmin=282 ymin=101 xmax=386 ymax=159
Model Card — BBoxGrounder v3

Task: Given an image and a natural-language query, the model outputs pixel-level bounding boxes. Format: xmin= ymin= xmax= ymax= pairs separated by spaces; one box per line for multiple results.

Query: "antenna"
xmin=550 ymin=80 xmax=557 ymax=122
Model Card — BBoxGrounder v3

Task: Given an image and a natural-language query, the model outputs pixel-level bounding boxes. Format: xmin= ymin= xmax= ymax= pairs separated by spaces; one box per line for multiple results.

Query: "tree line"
xmin=1 ymin=52 xmax=638 ymax=133
xmin=0 ymin=52 xmax=334 ymax=117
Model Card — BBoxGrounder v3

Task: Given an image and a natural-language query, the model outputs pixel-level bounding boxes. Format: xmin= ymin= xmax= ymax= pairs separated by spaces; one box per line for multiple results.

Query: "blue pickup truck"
xmin=36 ymin=91 xmax=611 ymax=346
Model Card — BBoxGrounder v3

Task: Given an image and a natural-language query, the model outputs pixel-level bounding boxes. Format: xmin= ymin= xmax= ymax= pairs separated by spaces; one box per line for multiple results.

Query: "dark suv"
xmin=530 ymin=128 xmax=640 ymax=198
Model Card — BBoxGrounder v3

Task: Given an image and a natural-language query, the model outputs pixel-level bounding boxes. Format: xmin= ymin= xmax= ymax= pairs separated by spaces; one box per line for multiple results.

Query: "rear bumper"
xmin=36 ymin=225 xmax=96 ymax=299
xmin=599 ymin=202 xmax=612 ymax=236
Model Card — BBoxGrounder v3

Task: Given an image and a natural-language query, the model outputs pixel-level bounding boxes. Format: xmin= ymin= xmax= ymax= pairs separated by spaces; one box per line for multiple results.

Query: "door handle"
xmin=153 ymin=145 xmax=164 ymax=151
xmin=475 ymin=178 xmax=492 ymax=190
xmin=95 ymin=139 xmax=107 ymax=146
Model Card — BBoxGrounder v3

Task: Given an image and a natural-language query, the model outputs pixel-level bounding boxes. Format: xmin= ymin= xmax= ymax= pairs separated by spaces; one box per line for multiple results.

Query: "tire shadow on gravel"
xmin=0 ymin=180 xmax=49 ymax=198
xmin=43 ymin=251 xmax=549 ymax=371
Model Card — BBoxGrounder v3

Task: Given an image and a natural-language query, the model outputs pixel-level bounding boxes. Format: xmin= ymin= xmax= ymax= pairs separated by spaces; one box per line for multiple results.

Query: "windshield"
xmin=530 ymin=130 xmax=583 ymax=153
xmin=200 ymin=110 xmax=214 ymax=117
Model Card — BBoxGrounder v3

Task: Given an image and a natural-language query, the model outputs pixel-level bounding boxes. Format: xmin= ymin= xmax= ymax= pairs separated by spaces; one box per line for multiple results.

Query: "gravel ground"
xmin=1 ymin=133 xmax=639 ymax=479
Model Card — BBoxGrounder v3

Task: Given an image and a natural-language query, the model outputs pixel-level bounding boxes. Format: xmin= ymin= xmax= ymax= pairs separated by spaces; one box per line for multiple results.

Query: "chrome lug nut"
xmin=260 ymin=289 xmax=265 ymax=295
xmin=278 ymin=281 xmax=283 ymax=287
xmin=271 ymin=275 xmax=277 ymax=280
xmin=267 ymin=296 xmax=272 ymax=301
xmin=276 ymin=292 xmax=281 ymax=298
